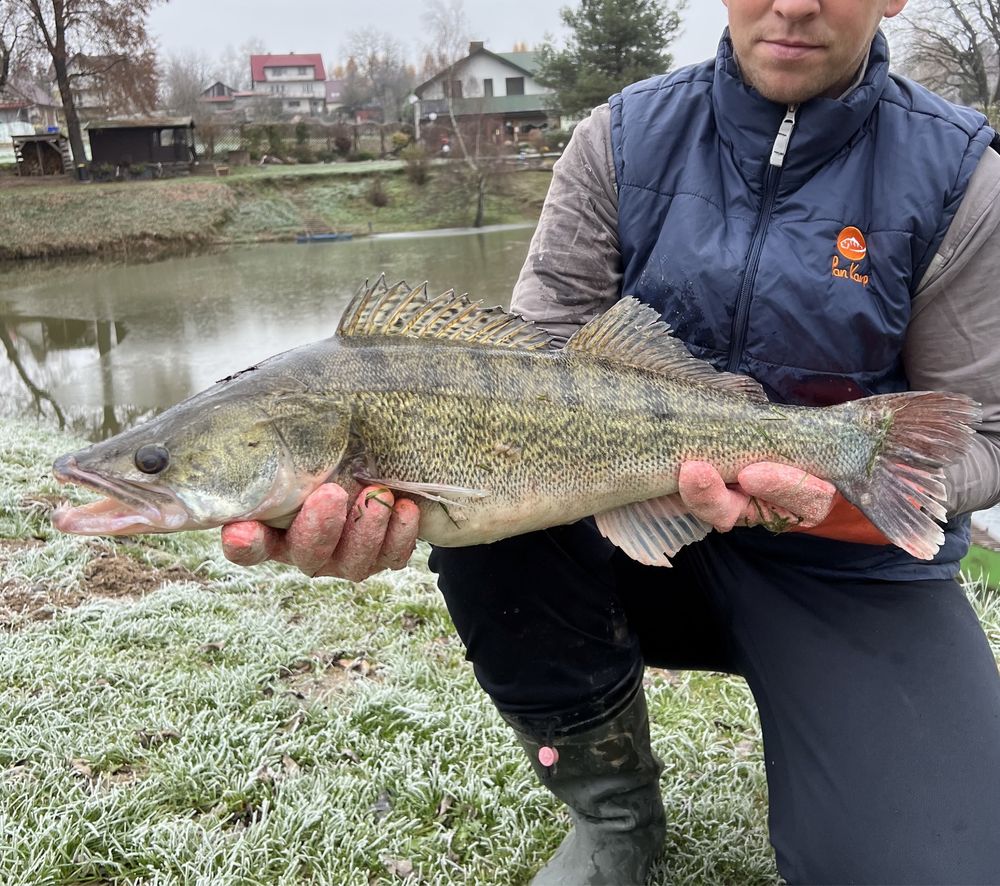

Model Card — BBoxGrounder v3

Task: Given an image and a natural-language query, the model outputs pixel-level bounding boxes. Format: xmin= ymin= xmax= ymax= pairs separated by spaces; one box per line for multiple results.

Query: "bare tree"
xmin=15 ymin=0 xmax=164 ymax=164
xmin=0 ymin=2 xmax=31 ymax=92
xmin=893 ymin=0 xmax=1000 ymax=117
xmin=161 ymin=48 xmax=213 ymax=115
xmin=341 ymin=28 xmax=414 ymax=124
xmin=422 ymin=0 xmax=504 ymax=227
xmin=215 ymin=37 xmax=266 ymax=92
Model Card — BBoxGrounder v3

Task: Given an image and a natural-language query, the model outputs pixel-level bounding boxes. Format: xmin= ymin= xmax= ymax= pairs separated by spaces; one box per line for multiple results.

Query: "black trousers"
xmin=429 ymin=520 xmax=1000 ymax=885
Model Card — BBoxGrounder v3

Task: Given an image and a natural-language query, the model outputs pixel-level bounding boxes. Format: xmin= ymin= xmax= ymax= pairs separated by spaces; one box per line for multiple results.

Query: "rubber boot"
xmin=505 ymin=688 xmax=666 ymax=886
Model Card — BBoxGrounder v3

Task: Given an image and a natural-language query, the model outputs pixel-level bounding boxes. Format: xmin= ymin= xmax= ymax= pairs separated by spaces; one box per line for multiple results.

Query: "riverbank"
xmin=0 ymin=161 xmax=552 ymax=262
xmin=0 ymin=417 xmax=779 ymax=883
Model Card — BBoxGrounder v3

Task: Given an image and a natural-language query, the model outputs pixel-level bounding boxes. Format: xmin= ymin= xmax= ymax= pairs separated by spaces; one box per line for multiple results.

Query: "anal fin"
xmin=595 ymin=495 xmax=711 ymax=567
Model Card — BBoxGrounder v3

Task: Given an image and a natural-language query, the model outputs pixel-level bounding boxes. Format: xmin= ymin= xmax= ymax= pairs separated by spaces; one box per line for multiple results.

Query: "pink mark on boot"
xmin=538 ymin=746 xmax=559 ymax=767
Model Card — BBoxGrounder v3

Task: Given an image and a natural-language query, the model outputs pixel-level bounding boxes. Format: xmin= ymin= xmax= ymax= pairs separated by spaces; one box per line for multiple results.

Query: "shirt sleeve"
xmin=510 ymin=104 xmax=621 ymax=345
xmin=905 ymin=147 xmax=1000 ymax=516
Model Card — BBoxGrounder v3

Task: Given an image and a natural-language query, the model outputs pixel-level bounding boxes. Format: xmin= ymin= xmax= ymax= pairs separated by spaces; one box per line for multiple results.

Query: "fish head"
xmin=52 ymin=383 xmax=353 ymax=536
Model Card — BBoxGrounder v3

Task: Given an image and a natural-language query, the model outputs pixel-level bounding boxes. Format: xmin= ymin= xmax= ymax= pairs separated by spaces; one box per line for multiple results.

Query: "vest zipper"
xmin=725 ymin=103 xmax=798 ymax=373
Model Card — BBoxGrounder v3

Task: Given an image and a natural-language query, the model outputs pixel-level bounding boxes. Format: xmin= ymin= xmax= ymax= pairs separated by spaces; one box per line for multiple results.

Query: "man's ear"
xmin=884 ymin=0 xmax=908 ymax=18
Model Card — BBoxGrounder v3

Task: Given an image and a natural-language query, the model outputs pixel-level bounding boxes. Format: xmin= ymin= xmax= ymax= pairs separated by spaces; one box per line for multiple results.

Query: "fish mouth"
xmin=52 ymin=455 xmax=192 ymax=535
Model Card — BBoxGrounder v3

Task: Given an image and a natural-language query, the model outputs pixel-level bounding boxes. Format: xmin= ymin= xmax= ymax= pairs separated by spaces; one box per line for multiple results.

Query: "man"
xmin=222 ymin=0 xmax=1000 ymax=882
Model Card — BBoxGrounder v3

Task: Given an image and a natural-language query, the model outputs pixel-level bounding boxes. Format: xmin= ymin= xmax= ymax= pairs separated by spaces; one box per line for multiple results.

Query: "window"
xmin=483 ymin=78 xmax=493 ymax=97
xmin=298 ymin=66 xmax=309 ymax=75
xmin=444 ymin=79 xmax=463 ymax=98
xmin=506 ymin=77 xmax=524 ymax=96
xmin=288 ymin=100 xmax=300 ymax=107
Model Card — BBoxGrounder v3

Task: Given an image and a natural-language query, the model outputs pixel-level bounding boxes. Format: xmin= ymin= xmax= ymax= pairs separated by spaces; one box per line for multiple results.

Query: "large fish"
xmin=52 ymin=278 xmax=979 ymax=564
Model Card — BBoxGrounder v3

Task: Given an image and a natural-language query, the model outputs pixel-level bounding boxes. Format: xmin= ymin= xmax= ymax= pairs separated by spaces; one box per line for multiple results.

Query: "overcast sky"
xmin=148 ymin=2 xmax=730 ymax=73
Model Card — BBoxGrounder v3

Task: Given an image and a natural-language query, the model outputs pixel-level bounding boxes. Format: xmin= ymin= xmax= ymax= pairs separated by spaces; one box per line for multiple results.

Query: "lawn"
xmin=4 ymin=418 xmax=998 ymax=885
xmin=0 ymin=163 xmax=551 ymax=262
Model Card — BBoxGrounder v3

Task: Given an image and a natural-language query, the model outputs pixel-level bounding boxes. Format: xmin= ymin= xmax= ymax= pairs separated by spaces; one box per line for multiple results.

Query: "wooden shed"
xmin=86 ymin=116 xmax=197 ymax=169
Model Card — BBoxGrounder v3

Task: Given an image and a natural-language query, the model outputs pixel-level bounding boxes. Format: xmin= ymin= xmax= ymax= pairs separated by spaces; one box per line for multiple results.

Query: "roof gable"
xmin=414 ymin=45 xmax=540 ymax=96
xmin=250 ymin=54 xmax=325 ymax=83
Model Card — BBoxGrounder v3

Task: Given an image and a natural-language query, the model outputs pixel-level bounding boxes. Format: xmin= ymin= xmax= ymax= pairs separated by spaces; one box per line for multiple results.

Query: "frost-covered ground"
xmin=2 ymin=419 xmax=996 ymax=885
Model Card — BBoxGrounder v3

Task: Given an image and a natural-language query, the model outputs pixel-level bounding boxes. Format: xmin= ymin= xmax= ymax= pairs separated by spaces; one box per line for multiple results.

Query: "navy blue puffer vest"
xmin=609 ymin=32 xmax=995 ymax=579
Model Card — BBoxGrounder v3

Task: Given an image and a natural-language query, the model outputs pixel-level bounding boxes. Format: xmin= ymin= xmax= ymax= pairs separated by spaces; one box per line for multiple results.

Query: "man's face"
xmin=722 ymin=0 xmax=908 ymax=104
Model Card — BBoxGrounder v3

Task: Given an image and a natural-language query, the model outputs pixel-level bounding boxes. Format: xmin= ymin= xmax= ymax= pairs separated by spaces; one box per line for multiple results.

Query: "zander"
xmin=52 ymin=278 xmax=979 ymax=564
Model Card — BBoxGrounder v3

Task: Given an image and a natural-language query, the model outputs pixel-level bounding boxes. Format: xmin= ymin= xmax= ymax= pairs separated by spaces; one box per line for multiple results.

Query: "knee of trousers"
xmin=428 ymin=526 xmax=644 ymax=735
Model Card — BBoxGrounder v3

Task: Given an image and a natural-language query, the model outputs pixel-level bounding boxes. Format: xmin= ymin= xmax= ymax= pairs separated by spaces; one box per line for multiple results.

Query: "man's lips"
xmin=759 ymin=39 xmax=823 ymax=61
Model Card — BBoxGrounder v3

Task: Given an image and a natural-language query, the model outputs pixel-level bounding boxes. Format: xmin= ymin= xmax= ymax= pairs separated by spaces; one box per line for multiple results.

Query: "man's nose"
xmin=771 ymin=0 xmax=821 ymax=21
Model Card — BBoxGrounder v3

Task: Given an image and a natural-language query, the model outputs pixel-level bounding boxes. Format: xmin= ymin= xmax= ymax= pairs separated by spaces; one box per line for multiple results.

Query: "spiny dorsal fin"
xmin=566 ymin=297 xmax=768 ymax=400
xmin=337 ymin=277 xmax=554 ymax=351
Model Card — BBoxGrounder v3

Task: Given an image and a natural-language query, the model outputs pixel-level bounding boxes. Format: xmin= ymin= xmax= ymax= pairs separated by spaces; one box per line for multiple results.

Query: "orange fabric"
xmin=790 ymin=493 xmax=891 ymax=546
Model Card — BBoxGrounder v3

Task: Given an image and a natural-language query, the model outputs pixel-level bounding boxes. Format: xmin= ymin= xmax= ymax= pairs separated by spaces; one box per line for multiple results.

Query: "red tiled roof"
xmin=250 ymin=54 xmax=324 ymax=83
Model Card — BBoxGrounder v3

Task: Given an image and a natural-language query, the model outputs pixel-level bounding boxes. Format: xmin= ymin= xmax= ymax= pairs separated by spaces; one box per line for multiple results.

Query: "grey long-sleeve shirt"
xmin=511 ymin=104 xmax=1000 ymax=515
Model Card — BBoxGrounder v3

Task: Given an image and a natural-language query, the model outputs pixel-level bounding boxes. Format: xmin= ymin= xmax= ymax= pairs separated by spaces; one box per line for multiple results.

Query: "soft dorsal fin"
xmin=566 ymin=297 xmax=768 ymax=400
xmin=337 ymin=276 xmax=554 ymax=351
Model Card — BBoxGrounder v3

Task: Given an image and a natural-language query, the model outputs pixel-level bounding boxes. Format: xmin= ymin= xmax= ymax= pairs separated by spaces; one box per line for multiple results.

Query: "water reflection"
xmin=0 ymin=227 xmax=533 ymax=440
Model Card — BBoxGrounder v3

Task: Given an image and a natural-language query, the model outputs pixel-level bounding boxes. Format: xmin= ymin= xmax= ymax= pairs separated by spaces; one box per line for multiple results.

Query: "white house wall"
xmin=422 ymin=55 xmax=547 ymax=100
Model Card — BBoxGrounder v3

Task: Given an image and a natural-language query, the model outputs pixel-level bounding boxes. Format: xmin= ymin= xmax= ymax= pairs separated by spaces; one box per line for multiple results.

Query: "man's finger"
xmin=737 ymin=463 xmax=836 ymax=527
xmin=677 ymin=461 xmax=750 ymax=531
xmin=375 ymin=497 xmax=421 ymax=571
xmin=284 ymin=484 xmax=350 ymax=576
xmin=318 ymin=485 xmax=395 ymax=581
xmin=221 ymin=520 xmax=280 ymax=566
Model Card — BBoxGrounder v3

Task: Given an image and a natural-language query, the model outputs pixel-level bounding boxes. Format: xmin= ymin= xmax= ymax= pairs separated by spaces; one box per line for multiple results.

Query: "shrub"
xmin=295 ymin=121 xmax=309 ymax=145
xmin=348 ymin=150 xmax=376 ymax=162
xmin=390 ymin=131 xmax=411 ymax=153
xmin=265 ymin=125 xmax=287 ymax=158
xmin=366 ymin=175 xmax=389 ymax=207
xmin=316 ymin=148 xmax=337 ymax=163
xmin=331 ymin=124 xmax=353 ymax=156
xmin=401 ymin=143 xmax=430 ymax=185
xmin=293 ymin=144 xmax=315 ymax=164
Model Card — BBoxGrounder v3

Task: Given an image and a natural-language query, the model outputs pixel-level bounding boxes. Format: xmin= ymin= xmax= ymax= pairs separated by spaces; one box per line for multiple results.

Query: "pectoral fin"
xmin=595 ymin=495 xmax=711 ymax=567
xmin=356 ymin=475 xmax=490 ymax=507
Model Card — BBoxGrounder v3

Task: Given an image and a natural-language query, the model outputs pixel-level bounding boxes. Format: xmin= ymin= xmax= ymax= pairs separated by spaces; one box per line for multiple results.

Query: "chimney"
xmin=469 ymin=41 xmax=484 ymax=55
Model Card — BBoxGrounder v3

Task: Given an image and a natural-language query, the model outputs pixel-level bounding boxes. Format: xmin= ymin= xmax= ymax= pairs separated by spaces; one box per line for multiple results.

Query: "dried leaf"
xmin=371 ymin=789 xmax=393 ymax=819
xmin=279 ymin=709 xmax=306 ymax=734
xmin=281 ymin=754 xmax=301 ymax=777
xmin=136 ymin=728 xmax=181 ymax=748
xmin=384 ymin=857 xmax=414 ymax=879
xmin=401 ymin=612 xmax=423 ymax=633
xmin=69 ymin=758 xmax=93 ymax=778
xmin=198 ymin=640 xmax=226 ymax=653
xmin=340 ymin=747 xmax=361 ymax=764
xmin=436 ymin=794 xmax=455 ymax=819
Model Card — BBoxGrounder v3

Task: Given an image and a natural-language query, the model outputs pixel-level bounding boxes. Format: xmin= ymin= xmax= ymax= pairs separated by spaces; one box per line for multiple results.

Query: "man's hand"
xmin=678 ymin=461 xmax=835 ymax=532
xmin=677 ymin=460 xmax=890 ymax=545
xmin=221 ymin=484 xmax=421 ymax=581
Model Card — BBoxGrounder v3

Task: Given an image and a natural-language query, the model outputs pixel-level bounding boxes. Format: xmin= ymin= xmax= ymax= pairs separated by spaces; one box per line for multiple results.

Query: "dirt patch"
xmin=0 ymin=540 xmax=205 ymax=629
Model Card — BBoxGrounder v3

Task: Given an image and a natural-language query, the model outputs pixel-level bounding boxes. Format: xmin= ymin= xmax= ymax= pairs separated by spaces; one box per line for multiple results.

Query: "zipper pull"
xmin=769 ymin=103 xmax=798 ymax=168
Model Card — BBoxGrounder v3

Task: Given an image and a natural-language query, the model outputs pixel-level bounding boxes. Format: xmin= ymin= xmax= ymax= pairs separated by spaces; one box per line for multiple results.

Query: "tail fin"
xmin=840 ymin=392 xmax=980 ymax=560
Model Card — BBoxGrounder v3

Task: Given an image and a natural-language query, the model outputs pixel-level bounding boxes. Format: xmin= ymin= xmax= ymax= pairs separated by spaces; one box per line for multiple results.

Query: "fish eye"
xmin=134 ymin=444 xmax=170 ymax=474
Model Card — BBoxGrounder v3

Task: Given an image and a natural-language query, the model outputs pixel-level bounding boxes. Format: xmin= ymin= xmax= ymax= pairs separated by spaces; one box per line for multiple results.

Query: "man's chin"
xmin=742 ymin=71 xmax=828 ymax=105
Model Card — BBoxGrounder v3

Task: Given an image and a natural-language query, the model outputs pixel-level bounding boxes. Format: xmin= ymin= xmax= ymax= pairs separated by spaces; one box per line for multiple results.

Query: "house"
xmin=412 ymin=41 xmax=560 ymax=143
xmin=87 ymin=116 xmax=196 ymax=169
xmin=249 ymin=53 xmax=326 ymax=117
xmin=0 ymin=80 xmax=61 ymax=132
xmin=50 ymin=54 xmax=121 ymax=121
xmin=196 ymin=81 xmax=259 ymax=120
xmin=324 ymin=78 xmax=345 ymax=115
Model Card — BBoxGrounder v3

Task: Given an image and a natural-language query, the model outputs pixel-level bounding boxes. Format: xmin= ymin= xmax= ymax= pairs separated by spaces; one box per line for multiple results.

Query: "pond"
xmin=0 ymin=226 xmax=535 ymax=441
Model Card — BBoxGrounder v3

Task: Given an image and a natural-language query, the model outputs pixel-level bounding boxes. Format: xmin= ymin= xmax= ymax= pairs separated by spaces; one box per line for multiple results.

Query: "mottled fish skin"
xmin=50 ymin=279 xmax=980 ymax=563
xmin=331 ymin=340 xmax=873 ymax=546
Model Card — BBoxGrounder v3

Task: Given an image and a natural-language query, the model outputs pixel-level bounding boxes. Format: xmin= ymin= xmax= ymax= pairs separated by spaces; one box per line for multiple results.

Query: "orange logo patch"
xmin=836 ymin=226 xmax=867 ymax=261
